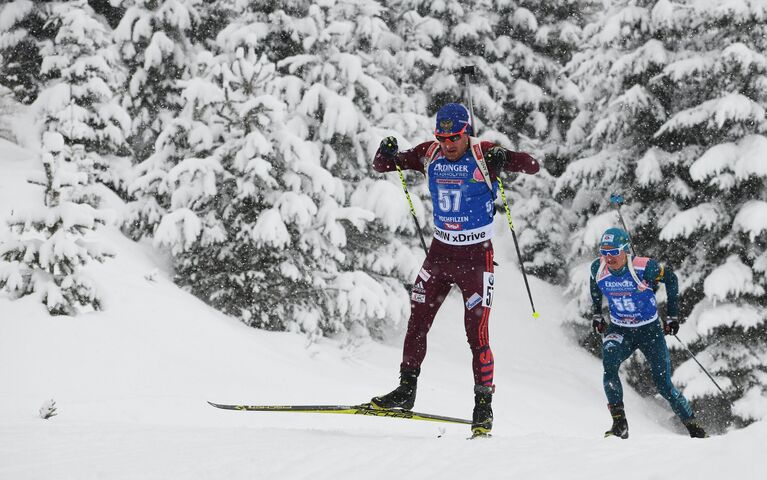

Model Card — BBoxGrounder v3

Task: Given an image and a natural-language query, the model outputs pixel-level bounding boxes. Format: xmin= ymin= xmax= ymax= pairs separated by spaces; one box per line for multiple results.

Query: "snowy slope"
xmin=0 ymin=140 xmax=765 ymax=480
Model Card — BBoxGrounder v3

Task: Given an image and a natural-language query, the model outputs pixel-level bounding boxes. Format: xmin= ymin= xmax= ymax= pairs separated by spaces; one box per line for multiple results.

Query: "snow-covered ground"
xmin=1 ymin=139 xmax=765 ymax=479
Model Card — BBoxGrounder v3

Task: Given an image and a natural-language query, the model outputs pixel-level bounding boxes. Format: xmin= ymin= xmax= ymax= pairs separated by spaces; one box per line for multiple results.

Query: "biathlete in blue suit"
xmin=591 ymin=227 xmax=707 ymax=438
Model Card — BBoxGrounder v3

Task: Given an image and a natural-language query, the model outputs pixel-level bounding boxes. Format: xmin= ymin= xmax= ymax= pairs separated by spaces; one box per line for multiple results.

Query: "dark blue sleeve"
xmin=590 ymin=259 xmax=603 ymax=315
xmin=643 ymin=259 xmax=679 ymax=317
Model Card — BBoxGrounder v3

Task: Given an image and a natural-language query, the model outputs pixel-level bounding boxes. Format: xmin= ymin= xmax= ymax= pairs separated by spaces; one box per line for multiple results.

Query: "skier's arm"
xmin=589 ymin=259 xmax=603 ymax=315
xmin=480 ymin=141 xmax=540 ymax=176
xmin=644 ymin=260 xmax=679 ymax=317
xmin=373 ymin=140 xmax=431 ymax=174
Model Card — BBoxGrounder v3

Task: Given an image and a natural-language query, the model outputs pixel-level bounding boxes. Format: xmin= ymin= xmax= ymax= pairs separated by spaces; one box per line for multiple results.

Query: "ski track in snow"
xmin=1 ymin=141 xmax=765 ymax=479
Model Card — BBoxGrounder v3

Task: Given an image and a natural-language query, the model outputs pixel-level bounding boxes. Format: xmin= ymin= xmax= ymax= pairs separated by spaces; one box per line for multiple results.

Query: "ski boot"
xmin=470 ymin=385 xmax=494 ymax=438
xmin=683 ymin=419 xmax=708 ymax=438
xmin=604 ymin=403 xmax=628 ymax=439
xmin=370 ymin=368 xmax=419 ymax=410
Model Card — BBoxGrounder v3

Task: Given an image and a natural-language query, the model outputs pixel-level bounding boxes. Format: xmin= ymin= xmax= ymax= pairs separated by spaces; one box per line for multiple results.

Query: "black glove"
xmin=592 ymin=314 xmax=606 ymax=334
xmin=379 ymin=136 xmax=398 ymax=158
xmin=486 ymin=146 xmax=507 ymax=170
xmin=664 ymin=316 xmax=680 ymax=336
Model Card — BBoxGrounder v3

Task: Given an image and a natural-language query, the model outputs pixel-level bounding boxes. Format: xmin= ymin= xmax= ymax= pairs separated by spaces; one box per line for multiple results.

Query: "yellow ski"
xmin=207 ymin=401 xmax=471 ymax=425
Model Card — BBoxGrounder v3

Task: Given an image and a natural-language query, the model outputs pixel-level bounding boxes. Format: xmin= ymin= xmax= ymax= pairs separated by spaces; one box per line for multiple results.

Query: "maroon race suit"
xmin=373 ymin=141 xmax=539 ymax=386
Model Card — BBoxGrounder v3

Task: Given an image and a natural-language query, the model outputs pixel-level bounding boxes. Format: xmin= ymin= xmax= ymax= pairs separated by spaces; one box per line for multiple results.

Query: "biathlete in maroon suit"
xmin=368 ymin=103 xmax=539 ymax=436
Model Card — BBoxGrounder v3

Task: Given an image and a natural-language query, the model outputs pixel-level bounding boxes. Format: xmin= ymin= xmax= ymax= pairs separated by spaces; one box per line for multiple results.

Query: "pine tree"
xmin=491 ymin=0 xmax=588 ymax=282
xmin=118 ymin=0 xmax=203 ymax=239
xmin=558 ymin=0 xmax=677 ymax=321
xmin=559 ymin=0 xmax=767 ymax=429
xmin=273 ymin=0 xmax=415 ymax=336
xmin=148 ymin=0 xmax=414 ymax=339
xmin=649 ymin=1 xmax=767 ymax=429
xmin=162 ymin=46 xmax=332 ymax=332
xmin=36 ymin=0 xmax=130 ymax=191
xmin=0 ymin=132 xmax=113 ymax=315
xmin=113 ymin=0 xmax=200 ymax=162
xmin=0 ymin=0 xmax=55 ymax=104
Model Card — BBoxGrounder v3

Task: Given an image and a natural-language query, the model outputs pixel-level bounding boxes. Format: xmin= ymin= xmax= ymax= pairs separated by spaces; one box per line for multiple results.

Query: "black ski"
xmin=207 ymin=401 xmax=472 ymax=425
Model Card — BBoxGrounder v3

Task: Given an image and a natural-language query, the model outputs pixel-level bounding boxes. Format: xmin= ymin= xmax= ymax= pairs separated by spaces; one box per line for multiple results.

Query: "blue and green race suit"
xmin=590 ymin=257 xmax=693 ymax=421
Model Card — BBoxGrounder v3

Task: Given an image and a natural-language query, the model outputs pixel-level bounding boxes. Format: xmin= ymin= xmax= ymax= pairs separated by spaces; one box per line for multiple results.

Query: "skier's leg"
xmin=601 ymin=326 xmax=635 ymax=438
xmin=453 ymin=249 xmax=495 ymax=435
xmin=400 ymin=259 xmax=452 ymax=372
xmin=455 ymin=248 xmax=496 ymax=387
xmin=601 ymin=326 xmax=635 ymax=406
xmin=371 ymin=257 xmax=451 ymax=410
xmin=638 ymin=321 xmax=694 ymax=422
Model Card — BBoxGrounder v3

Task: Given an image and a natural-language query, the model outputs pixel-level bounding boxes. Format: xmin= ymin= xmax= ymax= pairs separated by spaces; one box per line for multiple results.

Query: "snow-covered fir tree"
xmin=0 ymin=0 xmax=54 ymax=104
xmin=123 ymin=56 xmax=217 ymax=243
xmin=113 ymin=0 xmax=200 ymax=163
xmin=0 ymin=132 xmax=113 ymax=315
xmin=147 ymin=0 xmax=414 ymax=339
xmin=651 ymin=0 xmax=767 ymax=429
xmin=0 ymin=85 xmax=17 ymax=141
xmin=1 ymin=1 xmax=121 ymax=316
xmin=491 ymin=0 xmax=588 ymax=281
xmin=387 ymin=0 xmax=502 ymax=130
xmin=274 ymin=0 xmax=416 ymax=337
xmin=157 ymin=48 xmax=300 ymax=331
xmin=492 ymin=0 xmax=583 ymax=149
xmin=119 ymin=0 xmax=204 ymax=238
xmin=36 ymin=0 xmax=130 ymax=192
xmin=559 ymin=0 xmax=767 ymax=429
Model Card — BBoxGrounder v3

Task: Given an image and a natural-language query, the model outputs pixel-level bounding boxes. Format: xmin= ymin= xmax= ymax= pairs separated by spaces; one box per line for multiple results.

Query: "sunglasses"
xmin=435 ymin=123 xmax=469 ymax=143
xmin=600 ymin=244 xmax=627 ymax=257
xmin=435 ymin=133 xmax=464 ymax=143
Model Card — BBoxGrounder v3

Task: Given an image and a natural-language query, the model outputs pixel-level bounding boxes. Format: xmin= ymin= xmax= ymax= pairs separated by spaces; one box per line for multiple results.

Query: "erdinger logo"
xmin=605 ymin=280 xmax=634 ymax=288
xmin=439 ymin=119 xmax=454 ymax=132
xmin=433 ymin=163 xmax=469 ymax=173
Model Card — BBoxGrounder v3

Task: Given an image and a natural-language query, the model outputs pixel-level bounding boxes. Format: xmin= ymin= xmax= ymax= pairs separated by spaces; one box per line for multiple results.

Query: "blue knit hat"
xmin=600 ymin=227 xmax=631 ymax=252
xmin=435 ymin=103 xmax=473 ymax=135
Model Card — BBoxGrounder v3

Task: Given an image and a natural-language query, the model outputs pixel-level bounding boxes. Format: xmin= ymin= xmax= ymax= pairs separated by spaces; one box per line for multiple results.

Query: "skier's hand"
xmin=486 ymin=146 xmax=507 ymax=170
xmin=379 ymin=136 xmax=398 ymax=159
xmin=592 ymin=314 xmax=606 ymax=334
xmin=664 ymin=316 xmax=680 ymax=336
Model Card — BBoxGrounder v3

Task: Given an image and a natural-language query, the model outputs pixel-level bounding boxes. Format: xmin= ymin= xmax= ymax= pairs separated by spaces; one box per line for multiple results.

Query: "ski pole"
xmin=608 ymin=193 xmax=637 ymax=257
xmin=396 ymin=164 xmax=429 ymax=256
xmin=672 ymin=334 xmax=733 ymax=406
xmin=609 ymin=193 xmax=731 ymax=404
xmin=458 ymin=65 xmax=477 ymax=130
xmin=498 ymin=178 xmax=539 ymax=318
xmin=459 ymin=64 xmax=539 ymax=319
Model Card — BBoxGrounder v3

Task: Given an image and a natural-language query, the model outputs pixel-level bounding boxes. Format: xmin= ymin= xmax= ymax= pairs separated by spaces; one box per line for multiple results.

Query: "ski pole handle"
xmin=457 ymin=65 xmax=477 ymax=77
xmin=458 ymin=65 xmax=477 ymax=134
